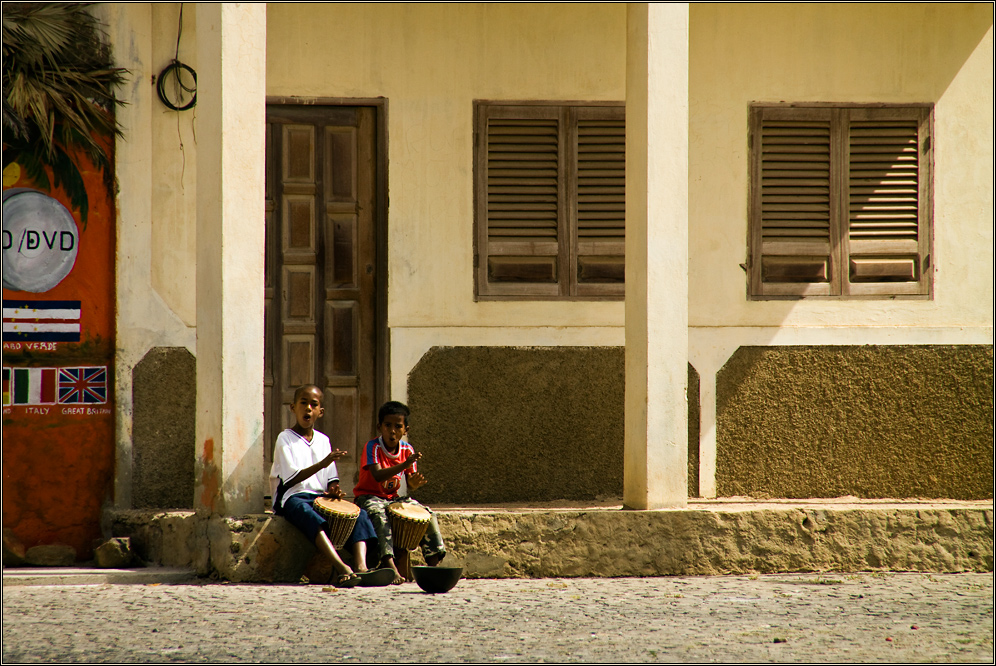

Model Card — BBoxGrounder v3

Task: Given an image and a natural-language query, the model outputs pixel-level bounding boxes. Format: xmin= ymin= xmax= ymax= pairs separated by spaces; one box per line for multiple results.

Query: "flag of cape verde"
xmin=3 ymin=300 xmax=81 ymax=342
xmin=58 ymin=366 xmax=107 ymax=404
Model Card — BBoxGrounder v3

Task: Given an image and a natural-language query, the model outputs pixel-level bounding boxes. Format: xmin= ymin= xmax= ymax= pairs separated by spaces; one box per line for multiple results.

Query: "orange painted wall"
xmin=2 ymin=139 xmax=116 ymax=561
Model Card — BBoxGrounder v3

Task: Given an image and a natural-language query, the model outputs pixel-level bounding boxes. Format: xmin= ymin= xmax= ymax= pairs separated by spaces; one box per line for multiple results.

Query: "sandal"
xmin=358 ymin=568 xmax=396 ymax=587
xmin=334 ymin=572 xmax=360 ymax=588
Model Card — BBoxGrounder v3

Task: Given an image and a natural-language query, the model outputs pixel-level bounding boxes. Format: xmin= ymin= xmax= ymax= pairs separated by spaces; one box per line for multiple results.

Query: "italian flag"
xmin=12 ymin=367 xmax=58 ymax=405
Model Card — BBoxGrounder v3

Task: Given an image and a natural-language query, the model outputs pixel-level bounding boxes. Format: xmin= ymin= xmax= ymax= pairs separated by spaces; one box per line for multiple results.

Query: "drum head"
xmin=388 ymin=502 xmax=430 ymax=521
xmin=314 ymin=497 xmax=360 ymax=517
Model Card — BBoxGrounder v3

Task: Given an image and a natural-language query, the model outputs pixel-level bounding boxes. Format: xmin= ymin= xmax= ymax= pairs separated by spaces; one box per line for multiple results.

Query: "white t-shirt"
xmin=269 ymin=429 xmax=338 ymax=509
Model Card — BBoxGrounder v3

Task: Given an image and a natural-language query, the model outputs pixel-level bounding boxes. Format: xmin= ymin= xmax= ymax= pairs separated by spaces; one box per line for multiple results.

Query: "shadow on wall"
xmin=407 ymin=346 xmax=701 ymax=504
xmin=688 ymin=363 xmax=700 ymax=497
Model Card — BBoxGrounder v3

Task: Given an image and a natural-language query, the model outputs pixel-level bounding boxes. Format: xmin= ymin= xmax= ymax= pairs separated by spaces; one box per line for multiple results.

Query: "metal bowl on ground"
xmin=412 ymin=566 xmax=463 ymax=594
xmin=358 ymin=568 xmax=395 ymax=587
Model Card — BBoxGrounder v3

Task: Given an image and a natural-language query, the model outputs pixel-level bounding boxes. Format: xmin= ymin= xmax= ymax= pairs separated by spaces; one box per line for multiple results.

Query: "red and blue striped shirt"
xmin=352 ymin=436 xmax=417 ymax=499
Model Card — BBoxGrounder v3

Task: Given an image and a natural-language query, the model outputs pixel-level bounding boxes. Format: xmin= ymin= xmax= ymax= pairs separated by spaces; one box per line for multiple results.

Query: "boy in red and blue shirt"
xmin=353 ymin=400 xmax=446 ymax=584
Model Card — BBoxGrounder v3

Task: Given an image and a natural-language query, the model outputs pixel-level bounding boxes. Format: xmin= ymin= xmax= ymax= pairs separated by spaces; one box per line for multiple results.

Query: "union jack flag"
xmin=58 ymin=367 xmax=107 ymax=404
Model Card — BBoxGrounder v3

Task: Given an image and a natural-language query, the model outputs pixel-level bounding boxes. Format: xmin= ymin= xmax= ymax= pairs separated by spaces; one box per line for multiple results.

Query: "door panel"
xmin=265 ymin=105 xmax=380 ymax=493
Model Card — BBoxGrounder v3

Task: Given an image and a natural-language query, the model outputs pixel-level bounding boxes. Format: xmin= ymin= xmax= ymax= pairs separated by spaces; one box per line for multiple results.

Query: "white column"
xmin=100 ymin=2 xmax=152 ymax=511
xmin=698 ymin=370 xmax=718 ymax=498
xmin=194 ymin=2 xmax=267 ymax=515
xmin=624 ymin=3 xmax=690 ymax=509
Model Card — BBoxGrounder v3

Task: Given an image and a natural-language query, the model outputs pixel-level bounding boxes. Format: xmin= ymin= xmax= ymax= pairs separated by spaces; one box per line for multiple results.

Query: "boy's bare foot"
xmin=379 ymin=556 xmax=405 ymax=585
xmin=425 ymin=553 xmax=445 ymax=567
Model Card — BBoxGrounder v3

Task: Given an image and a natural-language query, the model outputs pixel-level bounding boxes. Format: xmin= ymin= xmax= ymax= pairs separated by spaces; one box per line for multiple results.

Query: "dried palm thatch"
xmin=3 ymin=2 xmax=127 ymax=224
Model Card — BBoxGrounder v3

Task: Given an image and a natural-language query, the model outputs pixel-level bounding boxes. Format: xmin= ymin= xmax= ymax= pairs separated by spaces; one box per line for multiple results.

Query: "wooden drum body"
xmin=388 ymin=502 xmax=430 ymax=551
xmin=313 ymin=497 xmax=360 ymax=548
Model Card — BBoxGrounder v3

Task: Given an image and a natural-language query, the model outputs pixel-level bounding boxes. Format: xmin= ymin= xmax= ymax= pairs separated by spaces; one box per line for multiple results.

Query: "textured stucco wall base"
xmin=110 ymin=503 xmax=992 ymax=581
xmin=408 ymin=347 xmax=625 ymax=503
xmin=688 ymin=364 xmax=700 ymax=497
xmin=407 ymin=347 xmax=700 ymax=503
xmin=132 ymin=348 xmax=196 ymax=508
xmin=717 ymin=346 xmax=994 ymax=499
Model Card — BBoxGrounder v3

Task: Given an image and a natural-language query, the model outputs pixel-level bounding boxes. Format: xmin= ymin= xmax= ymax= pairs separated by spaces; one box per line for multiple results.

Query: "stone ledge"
xmin=109 ymin=511 xmax=313 ymax=582
xmin=109 ymin=501 xmax=993 ymax=582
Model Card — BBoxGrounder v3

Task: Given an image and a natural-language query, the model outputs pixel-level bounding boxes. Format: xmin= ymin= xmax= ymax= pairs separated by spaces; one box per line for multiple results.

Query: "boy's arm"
xmin=367 ymin=451 xmax=421 ymax=482
xmin=283 ymin=449 xmax=348 ymax=489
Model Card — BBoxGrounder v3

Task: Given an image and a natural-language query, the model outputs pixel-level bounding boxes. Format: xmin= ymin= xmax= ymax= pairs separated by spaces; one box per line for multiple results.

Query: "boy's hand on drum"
xmin=324 ymin=481 xmax=345 ymax=500
xmin=407 ymin=471 xmax=427 ymax=490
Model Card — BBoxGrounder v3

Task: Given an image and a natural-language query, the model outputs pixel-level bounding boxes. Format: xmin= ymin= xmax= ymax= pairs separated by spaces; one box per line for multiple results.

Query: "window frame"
xmin=474 ymin=100 xmax=626 ymax=301
xmin=747 ymin=102 xmax=934 ymax=300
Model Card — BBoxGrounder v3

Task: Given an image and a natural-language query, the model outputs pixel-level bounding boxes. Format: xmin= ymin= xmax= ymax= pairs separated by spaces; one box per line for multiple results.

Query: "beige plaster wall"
xmin=112 ymin=3 xmax=995 ymax=352
xmin=105 ymin=4 xmax=993 ymax=505
xmin=687 ymin=4 xmax=993 ymax=496
xmin=267 ymin=4 xmax=993 ymax=395
xmin=689 ymin=2 xmax=994 ymax=330
xmin=266 ymin=3 xmax=627 ymax=335
xmin=267 ymin=2 xmax=993 ymax=336
xmin=99 ymin=2 xmax=199 ymax=509
xmin=107 ymin=3 xmax=265 ymax=512
xmin=150 ymin=3 xmax=198 ymax=328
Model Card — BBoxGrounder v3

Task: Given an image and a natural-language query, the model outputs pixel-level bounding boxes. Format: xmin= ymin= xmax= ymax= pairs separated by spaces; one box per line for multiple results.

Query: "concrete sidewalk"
xmin=2 ymin=572 xmax=992 ymax=663
xmin=1 ymin=566 xmax=198 ymax=587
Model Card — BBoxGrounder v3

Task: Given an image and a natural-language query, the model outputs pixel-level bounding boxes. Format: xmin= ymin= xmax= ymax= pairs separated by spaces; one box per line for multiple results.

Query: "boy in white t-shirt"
xmin=269 ymin=384 xmax=377 ymax=587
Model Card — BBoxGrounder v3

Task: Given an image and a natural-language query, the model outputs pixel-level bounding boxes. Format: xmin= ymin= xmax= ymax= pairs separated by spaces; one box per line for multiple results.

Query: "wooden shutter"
xmin=749 ymin=104 xmax=932 ymax=299
xmin=476 ymin=105 xmax=565 ymax=298
xmin=749 ymin=106 xmax=835 ymax=297
xmin=475 ymin=102 xmax=625 ymax=300
xmin=844 ymin=107 xmax=931 ymax=296
xmin=574 ymin=106 xmax=625 ymax=297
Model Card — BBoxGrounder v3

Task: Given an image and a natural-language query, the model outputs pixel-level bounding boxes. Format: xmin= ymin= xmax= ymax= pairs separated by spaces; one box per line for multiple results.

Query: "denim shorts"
xmin=281 ymin=492 xmax=376 ymax=545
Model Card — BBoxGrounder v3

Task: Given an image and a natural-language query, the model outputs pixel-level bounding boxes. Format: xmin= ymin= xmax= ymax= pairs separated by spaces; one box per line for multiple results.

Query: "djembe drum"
xmin=313 ymin=497 xmax=360 ymax=548
xmin=388 ymin=502 xmax=431 ymax=580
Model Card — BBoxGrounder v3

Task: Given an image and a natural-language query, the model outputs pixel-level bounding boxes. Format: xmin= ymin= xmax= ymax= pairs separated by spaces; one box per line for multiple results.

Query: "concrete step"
xmin=2 ymin=566 xmax=199 ymax=587
xmin=106 ymin=498 xmax=994 ymax=583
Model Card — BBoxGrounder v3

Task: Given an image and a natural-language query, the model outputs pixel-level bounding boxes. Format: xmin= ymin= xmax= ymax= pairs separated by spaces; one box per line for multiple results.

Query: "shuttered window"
xmin=475 ymin=102 xmax=625 ymax=300
xmin=748 ymin=104 xmax=932 ymax=299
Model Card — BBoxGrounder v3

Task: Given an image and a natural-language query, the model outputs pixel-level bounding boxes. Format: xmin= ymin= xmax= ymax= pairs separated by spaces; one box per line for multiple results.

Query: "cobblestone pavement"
xmin=3 ymin=572 xmax=992 ymax=663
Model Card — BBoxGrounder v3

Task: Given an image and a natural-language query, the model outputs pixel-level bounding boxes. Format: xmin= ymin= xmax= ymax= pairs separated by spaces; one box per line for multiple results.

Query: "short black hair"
xmin=378 ymin=400 xmax=410 ymax=426
xmin=293 ymin=384 xmax=323 ymax=402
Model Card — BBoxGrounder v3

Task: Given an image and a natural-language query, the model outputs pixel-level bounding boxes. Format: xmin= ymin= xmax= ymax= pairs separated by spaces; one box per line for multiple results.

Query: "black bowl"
xmin=412 ymin=566 xmax=463 ymax=593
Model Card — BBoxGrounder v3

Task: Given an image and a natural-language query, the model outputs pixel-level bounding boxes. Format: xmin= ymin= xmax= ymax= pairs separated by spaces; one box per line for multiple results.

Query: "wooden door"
xmin=264 ymin=105 xmax=382 ymax=492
